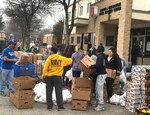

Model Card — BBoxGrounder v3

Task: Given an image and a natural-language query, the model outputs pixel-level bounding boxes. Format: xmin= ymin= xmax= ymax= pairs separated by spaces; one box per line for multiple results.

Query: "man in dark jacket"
xmin=90 ymin=48 xmax=107 ymax=111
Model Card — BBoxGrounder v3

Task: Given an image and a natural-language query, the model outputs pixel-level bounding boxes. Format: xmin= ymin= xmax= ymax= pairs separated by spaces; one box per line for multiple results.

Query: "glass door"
xmin=130 ymin=36 xmax=145 ymax=60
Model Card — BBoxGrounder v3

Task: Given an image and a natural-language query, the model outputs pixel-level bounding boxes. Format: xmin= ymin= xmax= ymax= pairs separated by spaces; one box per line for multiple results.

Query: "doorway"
xmin=130 ymin=36 xmax=145 ymax=63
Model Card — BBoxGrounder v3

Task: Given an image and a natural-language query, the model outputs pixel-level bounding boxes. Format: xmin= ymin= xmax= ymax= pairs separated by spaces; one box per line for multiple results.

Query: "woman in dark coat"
xmin=105 ymin=47 xmax=122 ymax=102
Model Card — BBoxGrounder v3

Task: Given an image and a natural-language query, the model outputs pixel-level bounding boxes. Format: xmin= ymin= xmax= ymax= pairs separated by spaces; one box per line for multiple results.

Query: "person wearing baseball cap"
xmin=0 ymin=40 xmax=18 ymax=96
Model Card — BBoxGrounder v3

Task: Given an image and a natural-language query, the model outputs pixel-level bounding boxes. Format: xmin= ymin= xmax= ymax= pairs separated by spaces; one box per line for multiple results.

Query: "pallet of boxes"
xmin=125 ymin=65 xmax=150 ymax=113
xmin=10 ymin=77 xmax=36 ymax=109
xmin=71 ymin=55 xmax=95 ymax=111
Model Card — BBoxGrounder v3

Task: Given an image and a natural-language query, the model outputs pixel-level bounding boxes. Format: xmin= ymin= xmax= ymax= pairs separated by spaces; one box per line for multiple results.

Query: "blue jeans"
xmin=0 ymin=67 xmax=2 ymax=92
xmin=0 ymin=68 xmax=14 ymax=93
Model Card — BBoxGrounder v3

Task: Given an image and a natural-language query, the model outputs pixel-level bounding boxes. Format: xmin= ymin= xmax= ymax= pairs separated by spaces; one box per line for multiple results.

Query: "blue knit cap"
xmin=8 ymin=40 xmax=16 ymax=45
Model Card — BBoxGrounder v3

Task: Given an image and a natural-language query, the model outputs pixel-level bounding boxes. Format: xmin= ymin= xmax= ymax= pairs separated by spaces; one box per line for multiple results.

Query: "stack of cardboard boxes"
xmin=72 ymin=78 xmax=92 ymax=111
xmin=10 ymin=77 xmax=36 ymax=109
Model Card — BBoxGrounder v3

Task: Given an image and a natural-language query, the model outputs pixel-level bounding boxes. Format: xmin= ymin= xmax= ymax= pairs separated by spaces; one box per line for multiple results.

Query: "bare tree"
xmin=4 ymin=0 xmax=56 ymax=48
xmin=0 ymin=16 xmax=5 ymax=31
xmin=53 ymin=20 xmax=64 ymax=44
xmin=44 ymin=0 xmax=77 ymax=45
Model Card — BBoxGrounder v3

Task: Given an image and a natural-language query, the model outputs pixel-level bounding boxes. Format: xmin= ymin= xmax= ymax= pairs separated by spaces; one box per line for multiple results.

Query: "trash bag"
xmin=65 ymin=68 xmax=73 ymax=81
xmin=33 ymin=82 xmax=72 ymax=104
xmin=109 ymin=94 xmax=120 ymax=105
xmin=119 ymin=92 xmax=126 ymax=107
xmin=119 ymin=71 xmax=126 ymax=83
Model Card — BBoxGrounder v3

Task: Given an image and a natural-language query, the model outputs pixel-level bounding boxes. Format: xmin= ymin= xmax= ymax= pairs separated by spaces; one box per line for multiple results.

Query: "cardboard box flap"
xmin=81 ymin=55 xmax=95 ymax=68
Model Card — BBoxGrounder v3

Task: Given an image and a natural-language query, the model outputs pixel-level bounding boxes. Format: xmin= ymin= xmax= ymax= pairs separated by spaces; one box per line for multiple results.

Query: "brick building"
xmin=68 ymin=0 xmax=150 ymax=64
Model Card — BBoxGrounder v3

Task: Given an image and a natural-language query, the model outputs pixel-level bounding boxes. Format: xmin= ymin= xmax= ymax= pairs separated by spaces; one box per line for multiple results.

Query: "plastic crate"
xmin=14 ymin=63 xmax=35 ymax=77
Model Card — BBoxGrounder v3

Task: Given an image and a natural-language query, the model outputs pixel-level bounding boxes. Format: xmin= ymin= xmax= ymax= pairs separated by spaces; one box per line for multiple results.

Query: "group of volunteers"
xmin=42 ymin=43 xmax=126 ymax=111
xmin=0 ymin=40 xmax=127 ymax=112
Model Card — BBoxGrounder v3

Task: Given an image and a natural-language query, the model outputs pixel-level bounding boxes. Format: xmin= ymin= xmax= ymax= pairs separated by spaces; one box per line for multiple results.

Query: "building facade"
xmin=43 ymin=34 xmax=57 ymax=45
xmin=68 ymin=0 xmax=150 ymax=64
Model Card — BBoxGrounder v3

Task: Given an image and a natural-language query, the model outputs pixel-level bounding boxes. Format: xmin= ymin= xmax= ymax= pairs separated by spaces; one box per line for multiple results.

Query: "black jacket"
xmin=105 ymin=54 xmax=122 ymax=71
xmin=90 ymin=53 xmax=106 ymax=75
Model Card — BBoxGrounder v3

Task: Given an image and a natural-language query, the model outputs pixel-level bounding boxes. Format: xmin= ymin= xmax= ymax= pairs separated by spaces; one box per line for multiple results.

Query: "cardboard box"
xmin=36 ymin=60 xmax=45 ymax=75
xmin=13 ymin=99 xmax=34 ymax=109
xmin=34 ymin=54 xmax=43 ymax=63
xmin=13 ymin=77 xmax=36 ymax=90
xmin=74 ymin=77 xmax=92 ymax=88
xmin=72 ymin=100 xmax=88 ymax=111
xmin=15 ymin=51 xmax=24 ymax=58
xmin=10 ymin=93 xmax=34 ymax=109
xmin=18 ymin=54 xmax=29 ymax=66
xmin=79 ymin=62 xmax=95 ymax=77
xmin=13 ymin=90 xmax=33 ymax=100
xmin=81 ymin=55 xmax=95 ymax=68
xmin=72 ymin=88 xmax=91 ymax=101
xmin=106 ymin=69 xmax=116 ymax=79
xmin=28 ymin=53 xmax=34 ymax=63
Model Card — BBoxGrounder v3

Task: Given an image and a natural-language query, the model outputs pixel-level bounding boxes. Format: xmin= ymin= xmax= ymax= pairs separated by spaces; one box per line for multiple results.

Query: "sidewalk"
xmin=0 ymin=96 xmax=134 ymax=115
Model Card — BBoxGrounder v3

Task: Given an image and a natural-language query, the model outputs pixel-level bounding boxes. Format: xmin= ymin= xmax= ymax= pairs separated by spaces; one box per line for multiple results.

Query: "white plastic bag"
xmin=34 ymin=82 xmax=72 ymax=104
xmin=65 ymin=68 xmax=73 ymax=81
xmin=119 ymin=71 xmax=126 ymax=83
xmin=109 ymin=94 xmax=120 ymax=105
xmin=119 ymin=92 xmax=126 ymax=107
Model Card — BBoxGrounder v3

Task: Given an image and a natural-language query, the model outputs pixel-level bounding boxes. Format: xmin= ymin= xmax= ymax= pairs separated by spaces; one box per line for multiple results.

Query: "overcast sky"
xmin=0 ymin=0 xmax=64 ymax=28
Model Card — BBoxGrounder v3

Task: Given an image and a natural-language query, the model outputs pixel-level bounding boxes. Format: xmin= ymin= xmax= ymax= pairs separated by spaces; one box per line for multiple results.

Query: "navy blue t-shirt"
xmin=2 ymin=47 xmax=15 ymax=69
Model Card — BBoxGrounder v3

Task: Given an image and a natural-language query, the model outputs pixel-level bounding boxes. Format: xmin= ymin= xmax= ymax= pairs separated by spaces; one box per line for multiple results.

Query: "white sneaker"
xmin=94 ymin=105 xmax=105 ymax=111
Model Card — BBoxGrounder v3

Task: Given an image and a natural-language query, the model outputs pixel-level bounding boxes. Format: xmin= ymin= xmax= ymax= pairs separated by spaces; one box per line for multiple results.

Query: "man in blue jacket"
xmin=0 ymin=40 xmax=17 ymax=96
xmin=90 ymin=47 xmax=107 ymax=111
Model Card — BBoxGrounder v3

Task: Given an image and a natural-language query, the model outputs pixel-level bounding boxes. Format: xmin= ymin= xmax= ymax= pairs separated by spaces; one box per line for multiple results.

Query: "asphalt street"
xmin=0 ymin=95 xmax=135 ymax=115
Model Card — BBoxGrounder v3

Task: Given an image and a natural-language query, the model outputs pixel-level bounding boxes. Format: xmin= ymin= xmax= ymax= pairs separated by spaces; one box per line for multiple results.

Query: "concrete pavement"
xmin=0 ymin=96 xmax=135 ymax=115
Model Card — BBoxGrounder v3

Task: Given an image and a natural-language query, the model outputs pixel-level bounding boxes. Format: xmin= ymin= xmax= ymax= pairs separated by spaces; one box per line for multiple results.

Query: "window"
xmin=71 ymin=37 xmax=74 ymax=44
xmin=77 ymin=36 xmax=80 ymax=44
xmin=79 ymin=6 xmax=83 ymax=16
xmin=87 ymin=2 xmax=91 ymax=13
xmin=84 ymin=36 xmax=88 ymax=44
xmin=106 ymin=36 xmax=114 ymax=46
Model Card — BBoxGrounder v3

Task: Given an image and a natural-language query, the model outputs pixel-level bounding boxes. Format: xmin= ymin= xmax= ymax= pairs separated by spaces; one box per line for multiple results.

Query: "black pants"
xmin=106 ymin=77 xmax=114 ymax=99
xmin=46 ymin=77 xmax=63 ymax=109
xmin=91 ymin=73 xmax=97 ymax=94
xmin=131 ymin=55 xmax=137 ymax=65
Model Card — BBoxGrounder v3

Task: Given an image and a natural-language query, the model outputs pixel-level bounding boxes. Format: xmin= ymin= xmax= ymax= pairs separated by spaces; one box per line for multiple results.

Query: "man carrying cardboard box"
xmin=90 ymin=48 xmax=107 ymax=111
xmin=42 ymin=47 xmax=72 ymax=111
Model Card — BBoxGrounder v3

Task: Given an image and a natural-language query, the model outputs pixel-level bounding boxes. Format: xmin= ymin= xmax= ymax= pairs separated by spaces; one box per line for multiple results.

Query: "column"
xmin=95 ymin=22 xmax=105 ymax=48
xmin=117 ymin=0 xmax=133 ymax=61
